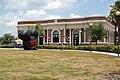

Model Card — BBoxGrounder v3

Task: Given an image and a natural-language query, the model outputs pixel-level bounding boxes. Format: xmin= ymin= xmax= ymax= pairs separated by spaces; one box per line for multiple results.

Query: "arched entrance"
xmin=53 ymin=30 xmax=59 ymax=42
xmin=73 ymin=30 xmax=79 ymax=45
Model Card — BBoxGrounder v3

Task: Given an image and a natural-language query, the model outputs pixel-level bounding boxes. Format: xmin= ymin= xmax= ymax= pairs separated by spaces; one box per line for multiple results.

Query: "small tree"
xmin=86 ymin=23 xmax=107 ymax=45
xmin=35 ymin=24 xmax=44 ymax=36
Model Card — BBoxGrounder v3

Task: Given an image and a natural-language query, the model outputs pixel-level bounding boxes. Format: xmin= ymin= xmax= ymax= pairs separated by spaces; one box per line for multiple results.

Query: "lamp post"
xmin=116 ymin=11 xmax=120 ymax=57
xmin=90 ymin=23 xmax=93 ymax=52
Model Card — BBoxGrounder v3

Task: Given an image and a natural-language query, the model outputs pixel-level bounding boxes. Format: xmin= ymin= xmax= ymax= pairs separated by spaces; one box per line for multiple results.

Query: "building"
xmin=17 ymin=16 xmax=114 ymax=45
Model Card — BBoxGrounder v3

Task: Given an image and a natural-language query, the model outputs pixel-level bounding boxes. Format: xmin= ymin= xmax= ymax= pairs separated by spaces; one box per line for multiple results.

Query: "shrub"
xmin=0 ymin=45 xmax=14 ymax=48
xmin=38 ymin=45 xmax=116 ymax=53
xmin=110 ymin=46 xmax=118 ymax=53
xmin=95 ymin=46 xmax=112 ymax=52
xmin=76 ymin=46 xmax=90 ymax=50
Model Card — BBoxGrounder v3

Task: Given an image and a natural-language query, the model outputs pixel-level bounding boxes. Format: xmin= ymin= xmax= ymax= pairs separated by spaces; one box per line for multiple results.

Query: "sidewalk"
xmin=80 ymin=50 xmax=118 ymax=56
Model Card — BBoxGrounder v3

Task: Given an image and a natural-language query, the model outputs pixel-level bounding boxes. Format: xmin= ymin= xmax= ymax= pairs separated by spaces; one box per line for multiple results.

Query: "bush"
xmin=0 ymin=44 xmax=118 ymax=53
xmin=37 ymin=45 xmax=117 ymax=53
xmin=76 ymin=46 xmax=90 ymax=50
xmin=0 ymin=45 xmax=14 ymax=48
xmin=38 ymin=45 xmax=61 ymax=49
xmin=110 ymin=46 xmax=118 ymax=53
xmin=38 ymin=45 xmax=75 ymax=50
xmin=95 ymin=46 xmax=112 ymax=52
xmin=63 ymin=46 xmax=76 ymax=50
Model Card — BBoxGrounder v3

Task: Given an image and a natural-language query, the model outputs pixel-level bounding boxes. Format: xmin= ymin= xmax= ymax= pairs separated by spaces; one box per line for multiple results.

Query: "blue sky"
xmin=0 ymin=0 xmax=116 ymax=37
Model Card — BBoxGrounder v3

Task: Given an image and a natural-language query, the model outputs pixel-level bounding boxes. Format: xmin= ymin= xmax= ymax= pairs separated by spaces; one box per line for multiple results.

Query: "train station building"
xmin=17 ymin=16 xmax=114 ymax=45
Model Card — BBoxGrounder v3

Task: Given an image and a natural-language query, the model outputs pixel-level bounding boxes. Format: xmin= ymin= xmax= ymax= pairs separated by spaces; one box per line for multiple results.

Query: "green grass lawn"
xmin=0 ymin=49 xmax=120 ymax=80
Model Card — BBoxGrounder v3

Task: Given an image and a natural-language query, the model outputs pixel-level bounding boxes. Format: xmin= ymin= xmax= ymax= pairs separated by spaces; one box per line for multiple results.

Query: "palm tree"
xmin=108 ymin=0 xmax=120 ymax=45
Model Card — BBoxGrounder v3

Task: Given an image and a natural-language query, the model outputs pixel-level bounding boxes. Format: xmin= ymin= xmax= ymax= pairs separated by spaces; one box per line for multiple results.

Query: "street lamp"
xmin=89 ymin=23 xmax=93 ymax=52
xmin=116 ymin=11 xmax=120 ymax=57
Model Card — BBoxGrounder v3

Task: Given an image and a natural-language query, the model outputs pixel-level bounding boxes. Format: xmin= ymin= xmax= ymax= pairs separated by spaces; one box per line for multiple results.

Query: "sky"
xmin=0 ymin=0 xmax=116 ymax=37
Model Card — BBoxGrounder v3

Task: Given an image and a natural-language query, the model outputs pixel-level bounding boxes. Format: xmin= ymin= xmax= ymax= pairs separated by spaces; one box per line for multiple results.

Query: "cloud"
xmin=0 ymin=4 xmax=2 ymax=9
xmin=1 ymin=0 xmax=92 ymax=36
xmin=25 ymin=10 xmax=47 ymax=16
xmin=0 ymin=13 xmax=18 ymax=36
xmin=90 ymin=14 xmax=103 ymax=17
xmin=19 ymin=9 xmax=47 ymax=20
xmin=44 ymin=0 xmax=62 ymax=9
xmin=44 ymin=0 xmax=78 ymax=10
xmin=4 ymin=0 xmax=78 ymax=10
xmin=98 ymin=0 xmax=105 ymax=2
xmin=70 ymin=13 xmax=81 ymax=18
xmin=0 ymin=12 xmax=17 ymax=26
xmin=0 ymin=9 xmax=47 ymax=32
xmin=6 ymin=20 xmax=17 ymax=27
xmin=4 ymin=0 xmax=28 ymax=10
xmin=45 ymin=15 xmax=63 ymax=20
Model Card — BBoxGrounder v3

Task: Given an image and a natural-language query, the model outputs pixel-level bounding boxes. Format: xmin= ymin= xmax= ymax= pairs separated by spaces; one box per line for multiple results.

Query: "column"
xmin=60 ymin=29 xmax=62 ymax=43
xmin=79 ymin=29 xmax=81 ymax=45
xmin=103 ymin=38 xmax=106 ymax=43
xmin=84 ymin=28 xmax=86 ymax=43
xmin=43 ymin=30 xmax=45 ymax=44
xmin=109 ymin=30 xmax=111 ymax=44
xmin=50 ymin=36 xmax=52 ymax=43
xmin=47 ymin=29 xmax=48 ymax=44
xmin=107 ymin=29 xmax=109 ymax=43
xmin=64 ymin=28 xmax=66 ymax=43
xmin=108 ymin=30 xmax=110 ymax=43
xmin=69 ymin=29 xmax=71 ymax=45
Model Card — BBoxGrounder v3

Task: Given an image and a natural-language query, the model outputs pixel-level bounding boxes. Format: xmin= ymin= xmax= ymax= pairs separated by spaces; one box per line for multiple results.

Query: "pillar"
xmin=79 ymin=29 xmax=81 ymax=45
xmin=43 ymin=30 xmax=45 ymax=44
xmin=47 ymin=29 xmax=48 ymax=44
xmin=69 ymin=29 xmax=71 ymax=45
xmin=64 ymin=28 xmax=66 ymax=43
xmin=84 ymin=28 xmax=86 ymax=43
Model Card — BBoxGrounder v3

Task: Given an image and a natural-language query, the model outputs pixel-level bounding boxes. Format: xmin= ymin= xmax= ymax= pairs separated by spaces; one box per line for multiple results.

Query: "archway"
xmin=73 ymin=30 xmax=79 ymax=45
xmin=53 ymin=30 xmax=59 ymax=42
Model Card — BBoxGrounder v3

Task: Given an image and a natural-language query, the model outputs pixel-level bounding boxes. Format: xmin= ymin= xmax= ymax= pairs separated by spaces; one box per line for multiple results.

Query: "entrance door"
xmin=39 ymin=36 xmax=43 ymax=45
xmin=53 ymin=30 xmax=59 ymax=42
xmin=73 ymin=30 xmax=79 ymax=45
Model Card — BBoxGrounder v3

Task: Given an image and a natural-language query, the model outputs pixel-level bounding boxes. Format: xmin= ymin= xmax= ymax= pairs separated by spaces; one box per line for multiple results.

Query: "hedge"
xmin=0 ymin=44 xmax=119 ymax=53
xmin=38 ymin=45 xmax=119 ymax=53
